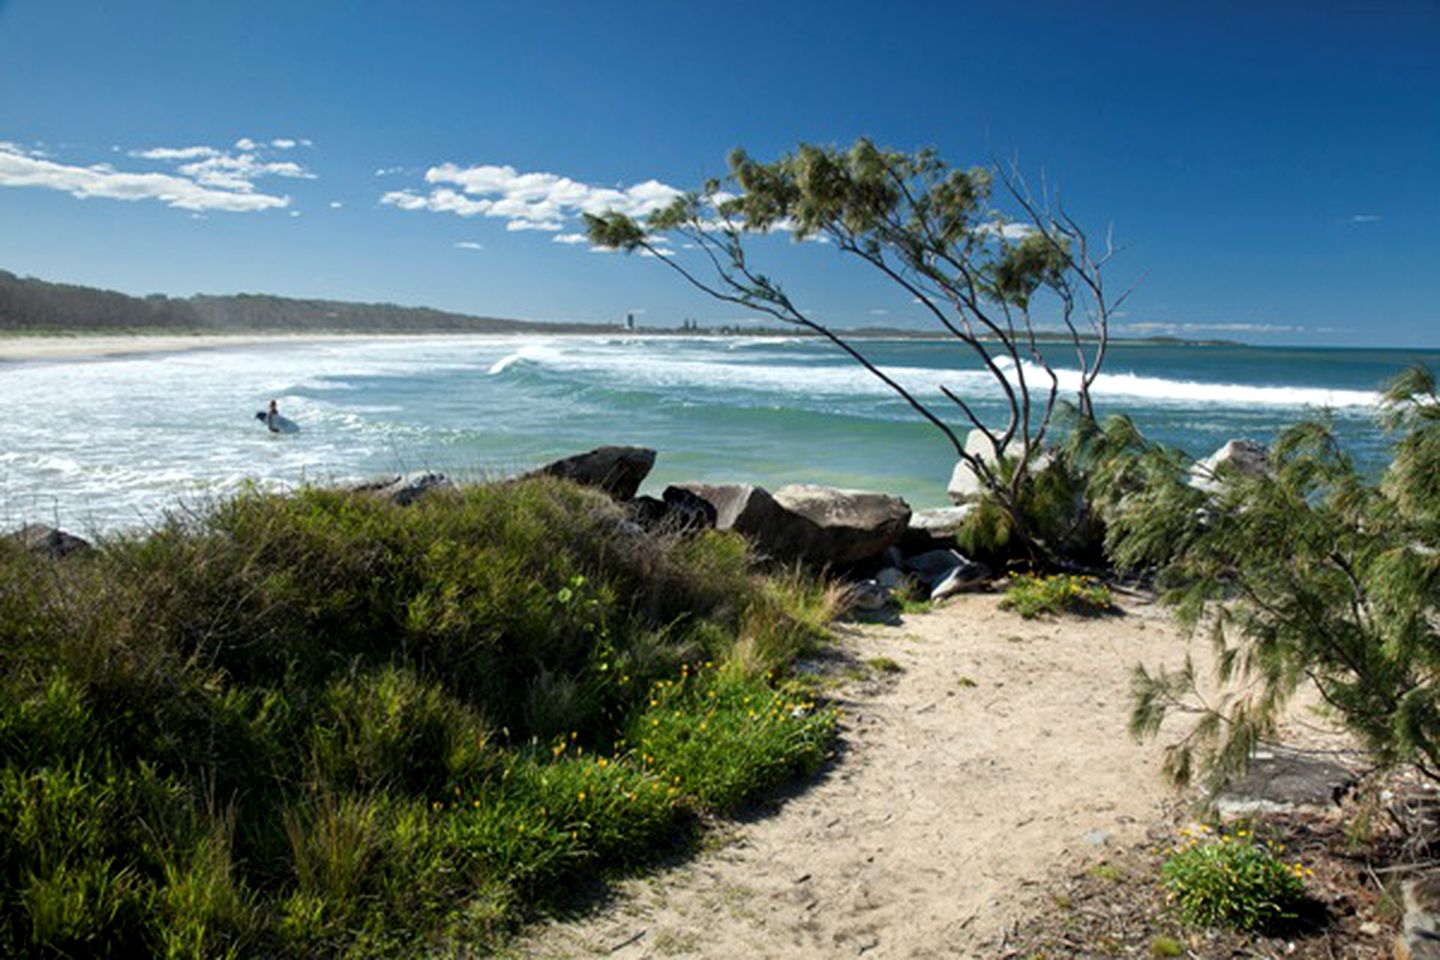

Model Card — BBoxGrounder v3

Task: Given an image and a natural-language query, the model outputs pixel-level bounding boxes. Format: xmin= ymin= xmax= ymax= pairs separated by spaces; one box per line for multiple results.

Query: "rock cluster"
xmin=8 ymin=523 xmax=91 ymax=559
xmin=518 ymin=447 xmax=992 ymax=609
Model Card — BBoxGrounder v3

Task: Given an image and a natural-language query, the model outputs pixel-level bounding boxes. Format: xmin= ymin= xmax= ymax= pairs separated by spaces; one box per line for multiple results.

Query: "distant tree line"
xmin=0 ymin=269 xmax=614 ymax=335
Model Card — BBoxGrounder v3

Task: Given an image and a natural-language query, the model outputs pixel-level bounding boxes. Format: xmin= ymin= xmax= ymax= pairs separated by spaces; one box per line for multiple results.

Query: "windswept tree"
xmin=586 ymin=139 xmax=1131 ymax=562
xmin=1111 ymin=366 xmax=1440 ymax=787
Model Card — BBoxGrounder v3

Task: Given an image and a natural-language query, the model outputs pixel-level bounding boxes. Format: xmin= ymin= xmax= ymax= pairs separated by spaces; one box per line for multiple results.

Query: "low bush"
xmin=999 ymin=573 xmax=1115 ymax=618
xmin=0 ymin=476 xmax=840 ymax=956
xmin=1160 ymin=825 xmax=1307 ymax=932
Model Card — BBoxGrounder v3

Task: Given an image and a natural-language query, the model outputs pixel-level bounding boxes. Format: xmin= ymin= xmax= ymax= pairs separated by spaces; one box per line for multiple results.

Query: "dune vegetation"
xmin=0 ymin=477 xmax=840 ymax=958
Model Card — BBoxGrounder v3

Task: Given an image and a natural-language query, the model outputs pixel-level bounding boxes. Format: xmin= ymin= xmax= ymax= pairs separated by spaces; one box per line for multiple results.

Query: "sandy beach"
xmin=0 ymin=332 xmax=438 ymax=362
xmin=517 ymin=592 xmax=1217 ymax=959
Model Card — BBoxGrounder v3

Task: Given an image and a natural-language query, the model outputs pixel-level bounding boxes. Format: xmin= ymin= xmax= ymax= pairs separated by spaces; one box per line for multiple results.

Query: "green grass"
xmin=0 ymin=477 xmax=842 ymax=957
xmin=999 ymin=573 xmax=1116 ymax=619
xmin=866 ymin=656 xmax=904 ymax=675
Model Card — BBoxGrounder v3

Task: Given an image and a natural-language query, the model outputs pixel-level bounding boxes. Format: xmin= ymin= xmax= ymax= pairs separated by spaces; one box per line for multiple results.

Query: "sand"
xmin=0 ymin=332 xmax=419 ymax=362
xmin=516 ymin=592 xmax=1209 ymax=959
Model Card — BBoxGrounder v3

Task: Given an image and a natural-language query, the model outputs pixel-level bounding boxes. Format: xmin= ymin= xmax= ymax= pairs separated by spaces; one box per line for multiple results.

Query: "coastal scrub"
xmin=0 ymin=477 xmax=841 ymax=957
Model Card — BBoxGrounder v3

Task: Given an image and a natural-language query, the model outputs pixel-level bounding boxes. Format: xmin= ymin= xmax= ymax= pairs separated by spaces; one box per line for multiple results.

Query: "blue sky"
xmin=0 ymin=0 xmax=1436 ymax=346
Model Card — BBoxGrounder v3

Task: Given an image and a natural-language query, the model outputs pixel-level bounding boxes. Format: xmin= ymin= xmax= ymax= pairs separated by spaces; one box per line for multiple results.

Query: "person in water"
xmin=266 ymin=399 xmax=279 ymax=432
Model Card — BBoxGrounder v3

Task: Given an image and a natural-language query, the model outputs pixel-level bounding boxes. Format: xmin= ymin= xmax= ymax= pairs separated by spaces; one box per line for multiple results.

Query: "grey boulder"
xmin=900 ymin=505 xmax=975 ymax=553
xmin=929 ymin=561 xmax=991 ymax=599
xmin=10 ymin=523 xmax=91 ymax=558
xmin=675 ymin=482 xmax=910 ymax=567
xmin=904 ymin=548 xmax=990 ymax=598
xmin=1188 ymin=439 xmax=1269 ymax=493
xmin=626 ymin=486 xmax=718 ymax=534
xmin=771 ymin=484 xmax=911 ymax=567
xmin=948 ymin=429 xmax=1055 ymax=505
xmin=535 ymin=445 xmax=656 ymax=501
xmin=353 ymin=471 xmax=451 ymax=506
xmin=848 ymin=578 xmax=891 ymax=612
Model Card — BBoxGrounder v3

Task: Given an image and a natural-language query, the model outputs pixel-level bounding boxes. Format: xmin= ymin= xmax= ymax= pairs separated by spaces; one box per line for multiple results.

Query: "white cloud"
xmin=0 ymin=141 xmax=291 ymax=212
xmin=383 ymin=161 xmax=683 ymax=233
xmin=1350 ymin=214 xmax=1382 ymax=223
xmin=974 ymin=221 xmax=1038 ymax=240
xmin=453 ymin=241 xmax=484 ymax=250
xmin=176 ymin=153 xmax=313 ymax=192
xmin=288 ymin=210 xmax=301 ymax=218
xmin=130 ymin=145 xmax=219 ymax=161
xmin=329 ymin=200 xmax=343 ymax=208
xmin=553 ymin=233 xmax=588 ymax=245
xmin=868 ymin=308 xmax=890 ymax=316
xmin=271 ymin=138 xmax=298 ymax=149
xmin=234 ymin=137 xmax=258 ymax=151
xmin=375 ymin=166 xmax=406 ymax=177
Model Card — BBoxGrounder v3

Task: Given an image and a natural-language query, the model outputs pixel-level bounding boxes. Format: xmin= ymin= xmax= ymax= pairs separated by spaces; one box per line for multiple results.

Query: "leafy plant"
xmin=1161 ymin=826 xmax=1307 ymax=931
xmin=1000 ymin=573 xmax=1115 ymax=618
xmin=627 ymin=662 xmax=836 ymax=811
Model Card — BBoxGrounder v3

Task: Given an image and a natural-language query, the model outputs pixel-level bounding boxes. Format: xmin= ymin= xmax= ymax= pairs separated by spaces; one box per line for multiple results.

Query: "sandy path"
xmin=516 ymin=592 xmax=1197 ymax=959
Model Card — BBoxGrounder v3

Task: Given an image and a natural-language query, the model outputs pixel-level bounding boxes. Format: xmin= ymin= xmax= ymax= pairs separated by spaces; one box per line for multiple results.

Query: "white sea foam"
xmin=997 ymin=358 xmax=1379 ymax=408
xmin=495 ymin=340 xmax=1379 ymax=409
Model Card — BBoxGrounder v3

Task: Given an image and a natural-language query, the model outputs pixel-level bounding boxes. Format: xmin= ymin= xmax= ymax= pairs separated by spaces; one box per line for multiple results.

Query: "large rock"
xmin=771 ymin=484 xmax=911 ymax=567
xmin=535 ymin=446 xmax=656 ymax=501
xmin=1211 ymin=748 xmax=1356 ymax=816
xmin=947 ymin=429 xmax=1052 ymax=505
xmin=900 ymin=505 xmax=975 ymax=553
xmin=352 ymin=472 xmax=451 ymax=506
xmin=672 ymin=482 xmax=788 ymax=533
xmin=1399 ymin=875 xmax=1440 ymax=960
xmin=626 ymin=486 xmax=718 ymax=534
xmin=676 ymin=482 xmax=910 ymax=567
xmin=10 ymin=523 xmax=91 ymax=559
xmin=1188 ymin=439 xmax=1269 ymax=493
xmin=930 ymin=560 xmax=991 ymax=599
xmin=903 ymin=548 xmax=991 ymax=598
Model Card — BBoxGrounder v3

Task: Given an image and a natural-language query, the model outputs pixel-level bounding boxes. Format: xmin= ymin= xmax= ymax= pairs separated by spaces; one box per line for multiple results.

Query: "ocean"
xmin=2 ymin=335 xmax=1435 ymax=534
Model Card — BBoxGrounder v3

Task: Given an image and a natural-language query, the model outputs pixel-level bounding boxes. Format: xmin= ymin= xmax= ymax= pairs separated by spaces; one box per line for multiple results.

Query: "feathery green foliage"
xmin=1097 ymin=365 xmax=1440 ymax=787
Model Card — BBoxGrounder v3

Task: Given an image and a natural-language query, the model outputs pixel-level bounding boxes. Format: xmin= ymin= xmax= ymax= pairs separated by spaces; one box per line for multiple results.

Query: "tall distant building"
xmin=625 ymin=312 xmax=635 ymax=331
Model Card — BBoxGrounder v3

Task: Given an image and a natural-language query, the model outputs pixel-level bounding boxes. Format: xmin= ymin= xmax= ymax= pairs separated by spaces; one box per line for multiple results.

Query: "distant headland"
xmin=0 ymin=268 xmax=1239 ymax=347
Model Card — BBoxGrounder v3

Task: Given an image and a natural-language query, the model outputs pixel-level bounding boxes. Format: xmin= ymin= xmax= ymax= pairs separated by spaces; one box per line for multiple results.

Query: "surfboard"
xmin=254 ymin=411 xmax=301 ymax=434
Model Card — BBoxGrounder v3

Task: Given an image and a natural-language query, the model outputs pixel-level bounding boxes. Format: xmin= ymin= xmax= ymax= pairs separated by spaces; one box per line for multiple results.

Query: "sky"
xmin=0 ymin=0 xmax=1436 ymax=347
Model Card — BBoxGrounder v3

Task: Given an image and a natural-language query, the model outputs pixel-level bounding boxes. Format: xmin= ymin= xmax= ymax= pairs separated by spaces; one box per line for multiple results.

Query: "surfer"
xmin=265 ymin=399 xmax=280 ymax=432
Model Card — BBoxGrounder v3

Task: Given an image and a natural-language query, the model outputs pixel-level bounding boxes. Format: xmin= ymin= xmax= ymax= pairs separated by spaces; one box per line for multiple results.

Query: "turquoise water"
xmin=1 ymin=335 xmax=1436 ymax=533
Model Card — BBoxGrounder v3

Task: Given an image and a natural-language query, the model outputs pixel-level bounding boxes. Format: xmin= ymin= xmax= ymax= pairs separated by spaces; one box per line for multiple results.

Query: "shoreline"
xmin=0 ymin=331 xmax=542 ymax=363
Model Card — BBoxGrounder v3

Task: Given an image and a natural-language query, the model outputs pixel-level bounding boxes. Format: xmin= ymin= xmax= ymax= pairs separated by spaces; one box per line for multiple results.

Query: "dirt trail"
xmin=517 ymin=592 xmax=1197 ymax=958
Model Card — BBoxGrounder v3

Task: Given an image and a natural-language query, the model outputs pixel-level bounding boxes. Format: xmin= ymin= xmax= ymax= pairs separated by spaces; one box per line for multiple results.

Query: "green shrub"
xmin=627 ymin=663 xmax=836 ymax=811
xmin=0 ymin=475 xmax=841 ymax=956
xmin=999 ymin=573 xmax=1115 ymax=618
xmin=1121 ymin=366 xmax=1440 ymax=788
xmin=1161 ymin=826 xmax=1307 ymax=931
